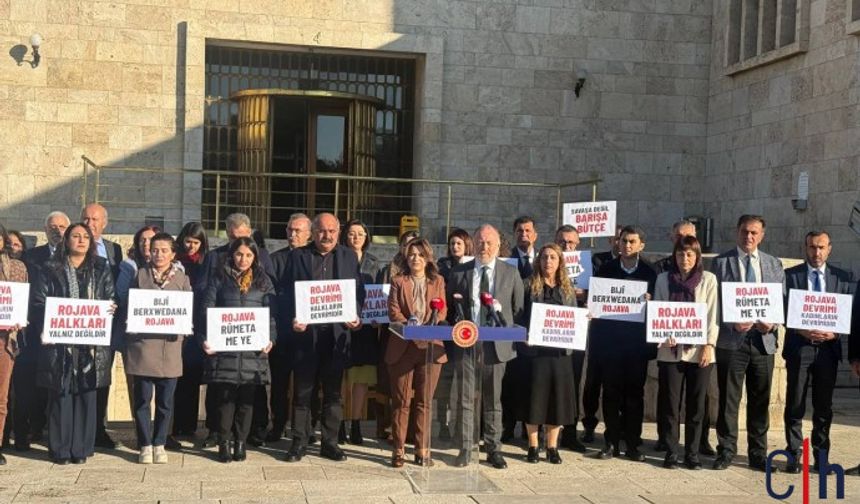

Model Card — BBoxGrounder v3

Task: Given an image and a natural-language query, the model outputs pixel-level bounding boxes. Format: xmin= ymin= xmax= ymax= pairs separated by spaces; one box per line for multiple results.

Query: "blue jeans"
xmin=133 ymin=376 xmax=178 ymax=447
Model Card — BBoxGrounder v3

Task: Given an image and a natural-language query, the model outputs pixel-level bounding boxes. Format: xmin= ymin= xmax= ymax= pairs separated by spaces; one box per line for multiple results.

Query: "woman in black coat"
xmin=31 ymin=223 xmax=116 ymax=465
xmin=200 ymin=237 xmax=275 ymax=463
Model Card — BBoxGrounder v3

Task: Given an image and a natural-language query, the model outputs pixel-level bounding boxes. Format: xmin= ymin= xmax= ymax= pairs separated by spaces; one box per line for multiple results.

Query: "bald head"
xmin=312 ymin=213 xmax=340 ymax=254
xmin=81 ymin=203 xmax=108 ymax=240
xmin=474 ymin=224 xmax=501 ymax=266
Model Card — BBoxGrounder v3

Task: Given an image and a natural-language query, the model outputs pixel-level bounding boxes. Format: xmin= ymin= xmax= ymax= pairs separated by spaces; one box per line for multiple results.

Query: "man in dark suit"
xmin=81 ymin=203 xmax=124 ymax=450
xmin=581 ymin=224 xmax=623 ymax=442
xmin=266 ymin=212 xmax=312 ymax=443
xmin=591 ymin=225 xmax=656 ymax=462
xmin=501 ymin=216 xmax=537 ymax=442
xmin=15 ymin=211 xmax=70 ymax=451
xmin=782 ymin=231 xmax=853 ymax=473
xmin=283 ymin=213 xmax=364 ymax=462
xmin=849 ymin=277 xmax=860 ymax=476
xmin=446 ymin=224 xmax=524 ymax=469
xmin=710 ymin=214 xmax=785 ymax=472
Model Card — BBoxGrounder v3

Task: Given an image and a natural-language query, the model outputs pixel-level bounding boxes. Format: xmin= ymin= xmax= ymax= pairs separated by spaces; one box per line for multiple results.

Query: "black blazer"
xmin=510 ymin=247 xmax=534 ymax=279
xmin=783 ymin=263 xmax=853 ymax=361
xmin=281 ymin=244 xmax=365 ymax=365
xmin=101 ymin=238 xmax=123 ymax=280
xmin=592 ymin=250 xmax=615 ymax=273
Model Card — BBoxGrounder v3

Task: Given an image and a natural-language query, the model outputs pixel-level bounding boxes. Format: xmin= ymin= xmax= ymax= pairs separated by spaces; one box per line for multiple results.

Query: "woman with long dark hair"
xmin=171 ymin=222 xmax=210 ymax=439
xmin=0 ymin=225 xmax=27 ymax=464
xmin=32 ymin=223 xmax=115 ymax=465
xmin=200 ymin=237 xmax=275 ymax=463
xmin=655 ymin=236 xmax=718 ymax=470
xmin=6 ymin=230 xmax=27 ymax=260
xmin=521 ymin=243 xmax=578 ymax=464
xmin=437 ymin=227 xmax=473 ymax=282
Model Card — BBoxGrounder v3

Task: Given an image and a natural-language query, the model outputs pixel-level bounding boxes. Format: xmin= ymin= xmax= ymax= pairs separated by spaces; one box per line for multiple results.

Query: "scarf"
xmin=179 ymin=251 xmax=202 ymax=266
xmin=63 ymin=259 xmax=96 ymax=393
xmin=0 ymin=254 xmax=9 ymax=281
xmin=231 ymin=267 xmax=253 ymax=294
xmin=151 ymin=262 xmax=177 ymax=289
xmin=0 ymin=254 xmax=17 ymax=356
xmin=667 ymin=265 xmax=703 ymax=355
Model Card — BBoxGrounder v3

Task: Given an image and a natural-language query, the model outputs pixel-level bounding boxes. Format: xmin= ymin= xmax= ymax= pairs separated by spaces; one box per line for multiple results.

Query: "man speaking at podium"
xmin=446 ymin=224 xmax=524 ymax=469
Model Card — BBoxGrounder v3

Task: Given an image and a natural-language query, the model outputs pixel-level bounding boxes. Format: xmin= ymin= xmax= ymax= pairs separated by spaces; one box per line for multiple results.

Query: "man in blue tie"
xmin=782 ymin=231 xmax=853 ymax=473
xmin=710 ymin=215 xmax=785 ymax=472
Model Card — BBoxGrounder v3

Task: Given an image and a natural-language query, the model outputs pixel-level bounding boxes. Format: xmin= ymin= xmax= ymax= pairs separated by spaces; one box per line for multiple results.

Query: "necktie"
xmin=745 ymin=254 xmax=755 ymax=283
xmin=480 ymin=266 xmax=490 ymax=326
xmin=812 ymin=270 xmax=822 ymax=292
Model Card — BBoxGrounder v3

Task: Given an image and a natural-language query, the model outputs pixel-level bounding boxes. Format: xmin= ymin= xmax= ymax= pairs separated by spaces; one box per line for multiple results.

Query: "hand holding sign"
xmin=294 ymin=280 xmax=358 ymax=325
xmin=206 ymin=307 xmax=270 ymax=352
xmin=720 ymin=282 xmax=784 ymax=325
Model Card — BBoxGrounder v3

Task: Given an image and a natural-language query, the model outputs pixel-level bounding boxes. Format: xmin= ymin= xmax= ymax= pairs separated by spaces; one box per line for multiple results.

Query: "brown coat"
xmin=385 ymin=274 xmax=447 ymax=365
xmin=124 ymin=265 xmax=192 ymax=378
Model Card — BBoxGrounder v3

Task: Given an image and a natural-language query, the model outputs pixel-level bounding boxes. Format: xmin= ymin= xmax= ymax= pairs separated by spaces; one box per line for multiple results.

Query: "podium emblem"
xmin=451 ymin=320 xmax=479 ymax=348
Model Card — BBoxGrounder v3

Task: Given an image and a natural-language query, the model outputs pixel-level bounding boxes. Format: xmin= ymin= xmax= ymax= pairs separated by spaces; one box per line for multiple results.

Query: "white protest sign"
xmin=501 ymin=257 xmax=520 ymax=268
xmin=206 ymin=307 xmax=270 ymax=352
xmin=361 ymin=284 xmax=391 ymax=324
xmin=786 ymin=289 xmax=853 ymax=334
xmin=0 ymin=281 xmax=30 ymax=330
xmin=42 ymin=297 xmax=113 ymax=346
xmin=126 ymin=289 xmax=194 ymax=335
xmin=646 ymin=301 xmax=708 ymax=344
xmin=562 ymin=201 xmax=617 ymax=238
xmin=720 ymin=282 xmax=784 ymax=324
xmin=527 ymin=302 xmax=589 ymax=351
xmin=587 ymin=277 xmax=648 ymax=322
xmin=563 ymin=251 xmax=593 ymax=289
xmin=294 ymin=279 xmax=358 ymax=325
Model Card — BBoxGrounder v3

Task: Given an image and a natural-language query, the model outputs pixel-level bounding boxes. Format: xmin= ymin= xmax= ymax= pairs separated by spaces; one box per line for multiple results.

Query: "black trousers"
xmin=172 ymin=339 xmax=204 ymax=435
xmin=581 ymin=350 xmax=602 ymax=432
xmin=291 ymin=341 xmax=344 ymax=448
xmin=597 ymin=350 xmax=647 ymax=449
xmin=268 ymin=349 xmax=292 ymax=434
xmin=250 ymin=385 xmax=269 ymax=438
xmin=48 ymin=388 xmax=97 ymax=460
xmin=95 ymin=352 xmax=115 ymax=437
xmin=213 ymin=383 xmax=256 ymax=442
xmin=716 ymin=339 xmax=774 ymax=461
xmin=561 ymin=350 xmax=585 ymax=443
xmin=13 ymin=357 xmax=48 ymax=441
xmin=501 ymin=355 xmax=529 ymax=429
xmin=657 ymin=361 xmax=713 ymax=458
xmin=783 ymin=343 xmax=838 ymax=459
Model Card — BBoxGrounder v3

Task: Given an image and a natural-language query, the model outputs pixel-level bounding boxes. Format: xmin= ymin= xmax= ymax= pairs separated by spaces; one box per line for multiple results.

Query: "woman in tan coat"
xmin=0 ymin=224 xmax=27 ymax=465
xmin=125 ymin=233 xmax=192 ymax=465
xmin=386 ymin=238 xmax=447 ymax=468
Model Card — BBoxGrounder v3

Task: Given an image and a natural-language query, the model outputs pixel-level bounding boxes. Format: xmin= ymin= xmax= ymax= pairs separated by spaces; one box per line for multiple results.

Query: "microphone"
xmin=453 ymin=293 xmax=466 ymax=322
xmin=480 ymin=292 xmax=503 ymax=327
xmin=429 ymin=298 xmax=445 ymax=326
xmin=492 ymin=299 xmax=508 ymax=327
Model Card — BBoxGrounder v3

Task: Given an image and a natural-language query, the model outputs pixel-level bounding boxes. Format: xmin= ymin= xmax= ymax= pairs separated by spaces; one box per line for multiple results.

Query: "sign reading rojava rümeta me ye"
xmin=786 ymin=289 xmax=853 ymax=334
xmin=42 ymin=297 xmax=114 ymax=346
xmin=527 ymin=302 xmax=589 ymax=351
xmin=562 ymin=201 xmax=617 ymax=238
xmin=720 ymin=282 xmax=784 ymax=324
xmin=206 ymin=307 xmax=270 ymax=352
xmin=0 ymin=281 xmax=30 ymax=330
xmin=646 ymin=301 xmax=708 ymax=344
xmin=294 ymin=279 xmax=358 ymax=325
xmin=126 ymin=289 xmax=194 ymax=335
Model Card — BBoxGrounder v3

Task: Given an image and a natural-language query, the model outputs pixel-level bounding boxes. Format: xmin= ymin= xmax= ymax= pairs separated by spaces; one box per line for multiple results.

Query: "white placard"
xmin=0 ymin=281 xmax=30 ymax=330
xmin=720 ymin=282 xmax=784 ymax=324
xmin=206 ymin=307 xmax=270 ymax=352
xmin=527 ymin=302 xmax=589 ymax=350
xmin=361 ymin=284 xmax=391 ymax=324
xmin=587 ymin=277 xmax=649 ymax=322
xmin=786 ymin=289 xmax=853 ymax=334
xmin=563 ymin=251 xmax=593 ymax=289
xmin=562 ymin=201 xmax=617 ymax=238
xmin=42 ymin=297 xmax=113 ymax=346
xmin=126 ymin=289 xmax=194 ymax=335
xmin=646 ymin=301 xmax=708 ymax=344
xmin=294 ymin=279 xmax=358 ymax=325
xmin=501 ymin=257 xmax=520 ymax=268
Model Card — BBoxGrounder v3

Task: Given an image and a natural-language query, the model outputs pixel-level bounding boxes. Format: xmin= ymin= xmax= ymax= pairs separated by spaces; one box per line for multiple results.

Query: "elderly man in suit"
xmin=446 ymin=224 xmax=524 ymax=469
xmin=14 ymin=211 xmax=70 ymax=451
xmin=710 ymin=214 xmax=785 ymax=472
xmin=782 ymin=231 xmax=854 ymax=474
xmin=283 ymin=213 xmax=364 ymax=462
xmin=80 ymin=203 xmax=125 ymax=450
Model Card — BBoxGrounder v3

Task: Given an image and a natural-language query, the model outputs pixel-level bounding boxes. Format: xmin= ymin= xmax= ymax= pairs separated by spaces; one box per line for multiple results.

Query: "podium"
xmin=393 ymin=322 xmax=527 ymax=494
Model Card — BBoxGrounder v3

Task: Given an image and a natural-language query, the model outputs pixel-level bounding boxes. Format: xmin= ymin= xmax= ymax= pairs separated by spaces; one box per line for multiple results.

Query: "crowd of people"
xmin=0 ymin=205 xmax=858 ymax=477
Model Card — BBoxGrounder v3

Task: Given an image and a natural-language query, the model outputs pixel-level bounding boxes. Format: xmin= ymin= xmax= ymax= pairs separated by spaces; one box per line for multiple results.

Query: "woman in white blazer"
xmin=654 ymin=235 xmax=718 ymax=470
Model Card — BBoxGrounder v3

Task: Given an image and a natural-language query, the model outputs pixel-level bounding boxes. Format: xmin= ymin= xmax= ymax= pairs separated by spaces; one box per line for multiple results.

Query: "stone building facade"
xmin=0 ymin=0 xmax=857 ymax=268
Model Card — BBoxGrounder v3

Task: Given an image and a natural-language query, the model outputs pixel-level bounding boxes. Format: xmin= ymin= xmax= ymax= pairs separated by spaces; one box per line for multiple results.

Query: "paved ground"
xmin=4 ymin=389 xmax=860 ymax=503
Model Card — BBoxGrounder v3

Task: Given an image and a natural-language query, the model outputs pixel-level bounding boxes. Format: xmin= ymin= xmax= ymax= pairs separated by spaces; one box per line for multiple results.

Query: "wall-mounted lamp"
xmin=30 ymin=33 xmax=42 ymax=68
xmin=574 ymin=68 xmax=587 ymax=97
xmin=791 ymin=170 xmax=809 ymax=211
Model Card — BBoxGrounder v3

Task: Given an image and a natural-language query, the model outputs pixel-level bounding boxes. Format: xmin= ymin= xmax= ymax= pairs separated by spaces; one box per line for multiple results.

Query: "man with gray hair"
xmin=15 ymin=211 xmax=71 ymax=451
xmin=446 ymin=224 xmax=524 ymax=469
